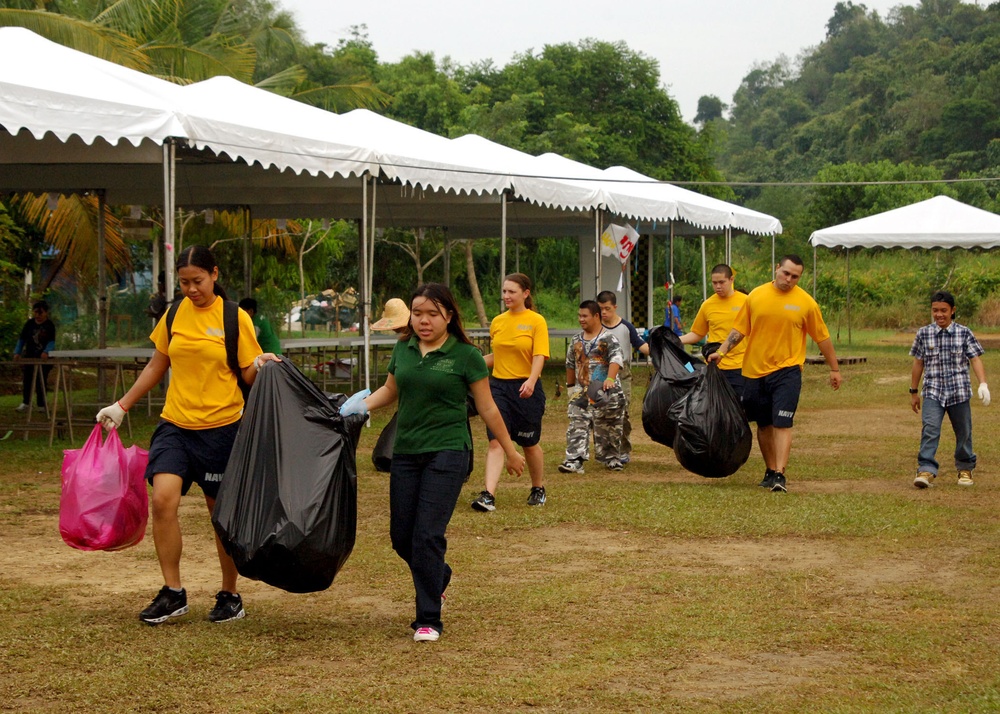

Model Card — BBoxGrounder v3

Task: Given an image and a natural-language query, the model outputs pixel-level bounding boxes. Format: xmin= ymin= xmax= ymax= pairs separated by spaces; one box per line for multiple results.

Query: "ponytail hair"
xmin=176 ymin=245 xmax=227 ymax=300
xmin=503 ymin=272 xmax=534 ymax=310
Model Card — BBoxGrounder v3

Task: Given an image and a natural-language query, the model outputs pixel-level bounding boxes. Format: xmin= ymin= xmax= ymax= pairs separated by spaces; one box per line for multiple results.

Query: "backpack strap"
xmin=165 ymin=299 xmax=181 ymax=342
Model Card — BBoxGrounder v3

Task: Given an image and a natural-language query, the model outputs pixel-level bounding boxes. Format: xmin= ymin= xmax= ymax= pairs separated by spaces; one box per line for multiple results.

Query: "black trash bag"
xmin=642 ymin=326 xmax=704 ymax=447
xmin=371 ymin=412 xmax=397 ymax=473
xmin=372 ymin=396 xmax=476 ymax=479
xmin=212 ymin=359 xmax=364 ymax=593
xmin=668 ymin=362 xmax=752 ymax=478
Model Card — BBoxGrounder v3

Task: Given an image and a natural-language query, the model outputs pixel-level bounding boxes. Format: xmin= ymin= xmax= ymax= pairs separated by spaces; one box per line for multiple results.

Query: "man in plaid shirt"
xmin=910 ymin=290 xmax=990 ymax=488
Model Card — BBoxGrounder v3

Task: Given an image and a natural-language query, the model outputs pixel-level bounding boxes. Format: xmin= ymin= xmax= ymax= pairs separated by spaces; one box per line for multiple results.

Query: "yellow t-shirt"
xmin=733 ymin=283 xmax=831 ymax=379
xmin=150 ymin=298 xmax=262 ymax=429
xmin=690 ymin=292 xmax=748 ymax=371
xmin=489 ymin=308 xmax=550 ymax=380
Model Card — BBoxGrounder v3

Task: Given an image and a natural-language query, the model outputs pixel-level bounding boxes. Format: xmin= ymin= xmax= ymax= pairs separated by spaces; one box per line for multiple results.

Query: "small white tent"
xmin=809 ymin=195 xmax=1000 ymax=342
xmin=809 ymin=195 xmax=1000 ymax=250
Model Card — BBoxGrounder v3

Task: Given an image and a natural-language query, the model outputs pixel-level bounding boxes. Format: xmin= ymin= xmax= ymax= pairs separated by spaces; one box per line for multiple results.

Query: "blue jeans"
xmin=918 ymin=397 xmax=975 ymax=474
xmin=389 ymin=449 xmax=468 ymax=633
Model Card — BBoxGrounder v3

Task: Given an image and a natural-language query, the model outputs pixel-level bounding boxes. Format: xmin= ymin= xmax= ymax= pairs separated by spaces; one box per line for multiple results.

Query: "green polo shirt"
xmin=388 ymin=334 xmax=488 ymax=454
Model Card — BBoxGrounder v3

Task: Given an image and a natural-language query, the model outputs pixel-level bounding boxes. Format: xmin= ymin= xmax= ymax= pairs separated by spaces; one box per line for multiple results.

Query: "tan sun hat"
xmin=371 ymin=298 xmax=410 ymax=331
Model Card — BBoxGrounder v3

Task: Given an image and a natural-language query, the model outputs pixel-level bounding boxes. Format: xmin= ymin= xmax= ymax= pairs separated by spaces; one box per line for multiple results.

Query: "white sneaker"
xmin=14 ymin=403 xmax=28 ymax=413
xmin=557 ymin=459 xmax=585 ymax=474
xmin=413 ymin=627 xmax=440 ymax=642
xmin=914 ymin=471 xmax=936 ymax=489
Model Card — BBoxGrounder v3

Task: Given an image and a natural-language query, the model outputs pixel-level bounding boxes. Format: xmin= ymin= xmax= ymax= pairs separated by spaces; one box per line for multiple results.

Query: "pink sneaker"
xmin=413 ymin=627 xmax=440 ymax=642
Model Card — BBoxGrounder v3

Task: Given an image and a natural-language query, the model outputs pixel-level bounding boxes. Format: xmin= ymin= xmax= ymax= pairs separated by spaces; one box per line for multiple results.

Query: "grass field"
xmin=1 ymin=333 xmax=999 ymax=712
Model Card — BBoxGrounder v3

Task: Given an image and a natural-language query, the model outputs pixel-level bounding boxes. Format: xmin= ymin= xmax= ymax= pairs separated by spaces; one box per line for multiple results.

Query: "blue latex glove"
xmin=340 ymin=389 xmax=371 ymax=417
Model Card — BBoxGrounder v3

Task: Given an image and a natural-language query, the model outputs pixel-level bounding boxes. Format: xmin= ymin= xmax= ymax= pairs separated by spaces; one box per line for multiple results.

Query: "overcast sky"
xmin=276 ymin=0 xmax=909 ymax=122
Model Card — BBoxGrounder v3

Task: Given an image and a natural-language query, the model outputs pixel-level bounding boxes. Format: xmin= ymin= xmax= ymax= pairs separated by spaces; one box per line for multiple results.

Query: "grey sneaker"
xmin=606 ymin=458 xmax=624 ymax=471
xmin=14 ymin=403 xmax=28 ymax=413
xmin=770 ymin=472 xmax=787 ymax=493
xmin=557 ymin=459 xmax=585 ymax=474
xmin=139 ymin=586 xmax=189 ymax=625
xmin=208 ymin=591 xmax=245 ymax=623
xmin=471 ymin=490 xmax=496 ymax=512
xmin=914 ymin=471 xmax=936 ymax=489
xmin=527 ymin=486 xmax=546 ymax=506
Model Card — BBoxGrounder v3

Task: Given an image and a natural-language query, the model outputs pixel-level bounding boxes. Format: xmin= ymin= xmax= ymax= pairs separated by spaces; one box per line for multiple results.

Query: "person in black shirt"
xmin=13 ymin=300 xmax=56 ymax=412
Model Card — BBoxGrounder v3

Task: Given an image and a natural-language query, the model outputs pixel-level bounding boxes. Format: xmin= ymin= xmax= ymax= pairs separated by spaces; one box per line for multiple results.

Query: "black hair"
xmin=579 ymin=299 xmax=600 ymax=316
xmin=32 ymin=300 xmax=49 ymax=311
xmin=503 ymin=273 xmax=534 ymax=310
xmin=238 ymin=298 xmax=257 ymax=312
xmin=176 ymin=245 xmax=227 ymax=299
xmin=405 ymin=283 xmax=472 ymax=345
xmin=931 ymin=290 xmax=955 ymax=309
xmin=710 ymin=263 xmax=733 ymax=278
xmin=596 ymin=290 xmax=617 ymax=306
xmin=673 ymin=295 xmax=683 ymax=305
xmin=778 ymin=254 xmax=804 ymax=268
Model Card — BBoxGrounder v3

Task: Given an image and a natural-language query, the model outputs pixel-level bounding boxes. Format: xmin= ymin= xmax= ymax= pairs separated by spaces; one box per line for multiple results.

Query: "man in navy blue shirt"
xmin=910 ymin=290 xmax=989 ymax=489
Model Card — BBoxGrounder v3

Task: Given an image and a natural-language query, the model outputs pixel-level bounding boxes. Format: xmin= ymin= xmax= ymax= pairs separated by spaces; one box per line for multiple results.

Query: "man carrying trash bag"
xmin=212 ymin=359 xmax=364 ymax=593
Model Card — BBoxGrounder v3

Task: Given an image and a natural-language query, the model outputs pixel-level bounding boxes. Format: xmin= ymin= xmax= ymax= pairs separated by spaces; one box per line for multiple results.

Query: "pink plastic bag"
xmin=60 ymin=425 xmax=149 ymax=551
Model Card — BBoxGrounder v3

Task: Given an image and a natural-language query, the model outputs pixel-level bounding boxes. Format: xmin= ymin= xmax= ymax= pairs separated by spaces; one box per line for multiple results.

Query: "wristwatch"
xmin=909 ymin=388 xmax=919 ymax=394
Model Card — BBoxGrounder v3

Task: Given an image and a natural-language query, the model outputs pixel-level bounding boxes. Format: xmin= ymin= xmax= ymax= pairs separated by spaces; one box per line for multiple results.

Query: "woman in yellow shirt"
xmin=471 ymin=273 xmax=550 ymax=512
xmin=96 ymin=246 xmax=280 ymax=626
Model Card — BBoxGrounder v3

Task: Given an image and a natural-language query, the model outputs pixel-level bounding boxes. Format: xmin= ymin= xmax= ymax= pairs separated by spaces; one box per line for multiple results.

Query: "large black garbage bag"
xmin=642 ymin=326 xmax=704 ymax=447
xmin=372 ymin=404 xmax=476 ymax=479
xmin=668 ymin=362 xmax=752 ymax=478
xmin=212 ymin=359 xmax=364 ymax=593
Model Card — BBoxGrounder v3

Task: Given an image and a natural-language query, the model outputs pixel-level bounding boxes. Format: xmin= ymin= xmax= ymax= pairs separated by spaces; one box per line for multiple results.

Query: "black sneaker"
xmin=557 ymin=459 xmax=585 ymax=474
xmin=471 ymin=490 xmax=496 ymax=512
xmin=208 ymin=591 xmax=245 ymax=623
xmin=770 ymin=473 xmax=787 ymax=493
xmin=139 ymin=586 xmax=189 ymax=625
xmin=527 ymin=486 xmax=546 ymax=506
xmin=759 ymin=469 xmax=777 ymax=488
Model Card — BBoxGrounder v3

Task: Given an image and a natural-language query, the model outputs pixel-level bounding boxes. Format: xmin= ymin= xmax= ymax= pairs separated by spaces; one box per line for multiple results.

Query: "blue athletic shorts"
xmin=721 ymin=368 xmax=746 ymax=399
xmin=486 ymin=377 xmax=546 ymax=447
xmin=741 ymin=366 xmax=802 ymax=428
xmin=144 ymin=420 xmax=241 ymax=498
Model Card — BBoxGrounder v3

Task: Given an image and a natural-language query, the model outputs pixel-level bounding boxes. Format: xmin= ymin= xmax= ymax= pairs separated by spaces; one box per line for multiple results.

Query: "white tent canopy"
xmin=809 ymin=195 xmax=1000 ymax=250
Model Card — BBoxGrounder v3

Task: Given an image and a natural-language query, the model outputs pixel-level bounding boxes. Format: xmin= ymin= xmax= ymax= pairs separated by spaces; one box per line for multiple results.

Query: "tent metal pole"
xmin=726 ymin=227 xmax=732 ymax=265
xmin=594 ymin=209 xmax=602 ymax=297
xmin=243 ymin=206 xmax=252 ymax=299
xmin=163 ymin=140 xmax=176 ymax=311
xmin=365 ymin=175 xmax=377 ymax=392
xmin=668 ymin=222 xmax=674 ymax=302
xmin=97 ymin=189 xmax=107 ymax=350
xmin=846 ymin=247 xmax=852 ymax=345
xmin=359 ymin=176 xmax=369 ymax=393
xmin=701 ymin=235 xmax=707 ymax=301
xmin=646 ymin=232 xmax=654 ymax=331
xmin=500 ymin=192 xmax=507 ymax=310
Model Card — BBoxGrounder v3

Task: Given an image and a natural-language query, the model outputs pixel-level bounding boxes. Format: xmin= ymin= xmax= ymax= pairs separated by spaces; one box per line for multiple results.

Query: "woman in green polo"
xmin=346 ymin=283 xmax=524 ymax=643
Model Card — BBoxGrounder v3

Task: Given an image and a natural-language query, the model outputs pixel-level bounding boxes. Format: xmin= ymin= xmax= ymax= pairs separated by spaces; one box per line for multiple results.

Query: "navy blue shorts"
xmin=721 ymin=368 xmax=746 ymax=399
xmin=742 ymin=366 xmax=802 ymax=428
xmin=486 ymin=377 xmax=546 ymax=447
xmin=144 ymin=420 xmax=241 ymax=498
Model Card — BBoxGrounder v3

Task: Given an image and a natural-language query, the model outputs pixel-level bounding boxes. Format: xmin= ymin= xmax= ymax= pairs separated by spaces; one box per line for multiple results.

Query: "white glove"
xmin=978 ymin=383 xmax=990 ymax=406
xmin=96 ymin=401 xmax=126 ymax=430
xmin=567 ymin=385 xmax=583 ymax=400
xmin=340 ymin=389 xmax=371 ymax=417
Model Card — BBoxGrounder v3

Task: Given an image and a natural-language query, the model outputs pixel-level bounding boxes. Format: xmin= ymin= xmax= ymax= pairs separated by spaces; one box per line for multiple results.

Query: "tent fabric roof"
xmin=0 ymin=27 xmax=782 ymax=236
xmin=0 ymin=27 xmax=185 ymax=146
xmin=809 ymin=195 xmax=1000 ymax=250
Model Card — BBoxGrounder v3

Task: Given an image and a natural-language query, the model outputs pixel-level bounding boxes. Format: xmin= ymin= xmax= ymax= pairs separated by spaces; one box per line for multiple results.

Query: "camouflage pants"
xmin=565 ymin=389 xmax=625 ymax=464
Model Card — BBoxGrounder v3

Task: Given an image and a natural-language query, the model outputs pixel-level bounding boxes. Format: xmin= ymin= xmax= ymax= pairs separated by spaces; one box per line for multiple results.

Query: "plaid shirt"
xmin=910 ymin=322 xmax=984 ymax=407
